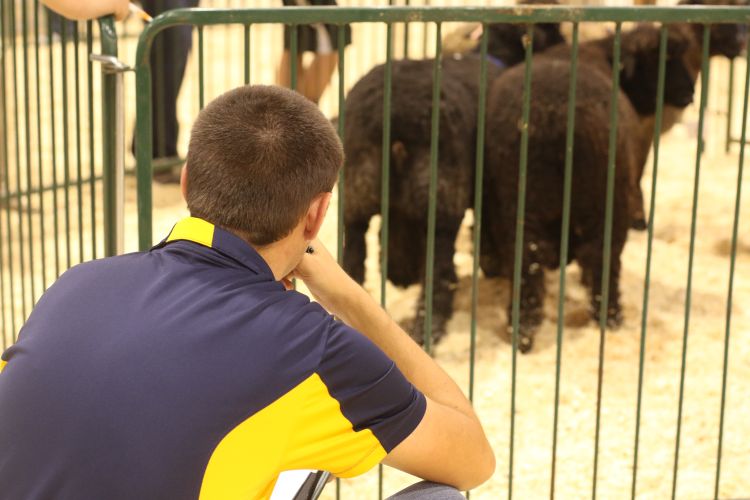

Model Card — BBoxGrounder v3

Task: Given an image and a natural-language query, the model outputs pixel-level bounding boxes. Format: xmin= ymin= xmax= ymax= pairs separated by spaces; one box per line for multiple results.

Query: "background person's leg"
xmin=386 ymin=481 xmax=465 ymax=500
xmin=277 ymin=50 xmax=306 ymax=92
xmin=301 ymin=52 xmax=337 ymax=104
xmin=140 ymin=0 xmax=199 ymax=162
xmin=279 ymin=4 xmax=346 ymax=104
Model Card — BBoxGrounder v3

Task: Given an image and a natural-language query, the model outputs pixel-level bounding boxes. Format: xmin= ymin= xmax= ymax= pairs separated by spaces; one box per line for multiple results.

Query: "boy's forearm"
xmin=294 ymin=242 xmax=480 ymax=422
xmin=336 ymin=283 xmax=479 ymax=422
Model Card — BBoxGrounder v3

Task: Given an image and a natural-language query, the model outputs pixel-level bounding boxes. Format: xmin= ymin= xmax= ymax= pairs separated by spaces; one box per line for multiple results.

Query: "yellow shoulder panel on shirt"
xmin=166 ymin=217 xmax=215 ymax=248
xmin=199 ymin=373 xmax=385 ymax=500
xmin=0 ymin=360 xmax=6 ymax=373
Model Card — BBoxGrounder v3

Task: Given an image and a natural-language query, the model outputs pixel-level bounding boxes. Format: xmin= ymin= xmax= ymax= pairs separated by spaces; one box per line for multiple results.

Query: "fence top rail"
xmin=134 ymin=5 xmax=750 ymax=66
xmin=149 ymin=5 xmax=750 ymax=25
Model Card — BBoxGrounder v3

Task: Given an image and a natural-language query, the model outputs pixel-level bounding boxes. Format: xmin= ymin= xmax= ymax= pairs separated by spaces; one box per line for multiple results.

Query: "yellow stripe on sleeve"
xmin=199 ymin=373 xmax=385 ymax=500
xmin=284 ymin=374 xmax=386 ymax=478
xmin=0 ymin=360 xmax=6 ymax=373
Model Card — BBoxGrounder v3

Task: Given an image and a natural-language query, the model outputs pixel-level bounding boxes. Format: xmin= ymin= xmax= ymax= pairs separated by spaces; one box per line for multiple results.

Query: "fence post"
xmin=95 ymin=16 xmax=125 ymax=257
xmin=726 ymin=58 xmax=735 ymax=153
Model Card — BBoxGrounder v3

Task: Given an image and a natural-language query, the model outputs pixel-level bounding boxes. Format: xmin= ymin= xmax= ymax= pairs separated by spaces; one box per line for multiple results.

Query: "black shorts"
xmin=282 ymin=0 xmax=352 ymax=52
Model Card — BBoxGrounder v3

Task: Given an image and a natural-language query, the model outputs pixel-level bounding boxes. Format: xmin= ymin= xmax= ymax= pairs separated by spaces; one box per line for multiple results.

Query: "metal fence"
xmin=133 ymin=6 xmax=750 ymax=499
xmin=727 ymin=55 xmax=750 ymax=150
xmin=0 ymin=1 xmax=123 ymax=349
xmin=117 ymin=0 xmax=486 ymax=181
xmin=117 ymin=0 xmax=736 ymax=176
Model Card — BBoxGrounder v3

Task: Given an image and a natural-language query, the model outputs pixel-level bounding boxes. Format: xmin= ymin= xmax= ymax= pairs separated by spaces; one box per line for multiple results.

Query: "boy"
xmin=0 ymin=85 xmax=494 ymax=499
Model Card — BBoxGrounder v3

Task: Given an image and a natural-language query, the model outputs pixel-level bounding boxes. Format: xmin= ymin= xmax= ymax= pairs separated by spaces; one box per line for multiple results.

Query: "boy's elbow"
xmin=461 ymin=441 xmax=496 ymax=491
xmin=449 ymin=437 xmax=495 ymax=492
xmin=479 ymin=445 xmax=496 ymax=485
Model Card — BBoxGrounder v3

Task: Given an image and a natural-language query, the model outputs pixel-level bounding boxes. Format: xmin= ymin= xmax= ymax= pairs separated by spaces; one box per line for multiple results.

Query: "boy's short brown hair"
xmin=185 ymin=85 xmax=343 ymax=246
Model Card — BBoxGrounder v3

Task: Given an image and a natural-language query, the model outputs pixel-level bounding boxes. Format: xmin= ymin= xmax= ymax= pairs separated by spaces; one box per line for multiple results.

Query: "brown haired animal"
xmin=343 ymin=19 xmax=565 ymax=345
xmin=343 ymin=56 xmax=502 ymax=346
xmin=629 ymin=10 xmax=747 ymax=228
xmin=443 ymin=0 xmax=565 ymax=59
xmin=540 ymin=5 xmax=747 ymax=231
xmin=654 ymin=0 xmax=749 ymax=134
xmin=480 ymin=24 xmax=696 ymax=353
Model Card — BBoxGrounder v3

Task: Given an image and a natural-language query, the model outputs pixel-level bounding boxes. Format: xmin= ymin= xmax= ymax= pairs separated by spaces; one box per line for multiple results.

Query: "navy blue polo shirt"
xmin=0 ymin=217 xmax=426 ymax=500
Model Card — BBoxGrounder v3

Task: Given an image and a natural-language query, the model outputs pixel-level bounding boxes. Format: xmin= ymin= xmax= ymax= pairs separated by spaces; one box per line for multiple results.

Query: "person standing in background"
xmin=278 ymin=0 xmax=351 ymax=104
xmin=43 ymin=0 xmax=196 ymax=184
xmin=138 ymin=0 xmax=201 ymax=183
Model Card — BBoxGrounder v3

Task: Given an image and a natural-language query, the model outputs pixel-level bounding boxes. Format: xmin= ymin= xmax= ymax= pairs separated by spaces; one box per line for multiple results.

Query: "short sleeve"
xmin=282 ymin=318 xmax=426 ymax=478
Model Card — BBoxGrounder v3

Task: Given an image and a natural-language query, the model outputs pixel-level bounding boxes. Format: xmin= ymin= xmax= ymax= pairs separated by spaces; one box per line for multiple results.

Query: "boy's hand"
xmin=291 ymin=239 xmax=364 ymax=318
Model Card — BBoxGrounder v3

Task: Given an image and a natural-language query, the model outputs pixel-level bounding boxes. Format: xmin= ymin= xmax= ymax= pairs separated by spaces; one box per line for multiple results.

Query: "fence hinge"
xmin=90 ymin=53 xmax=129 ymax=256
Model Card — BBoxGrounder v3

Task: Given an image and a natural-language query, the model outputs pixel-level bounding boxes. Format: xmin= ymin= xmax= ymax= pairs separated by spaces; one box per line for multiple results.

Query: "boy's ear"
xmin=303 ymin=192 xmax=332 ymax=241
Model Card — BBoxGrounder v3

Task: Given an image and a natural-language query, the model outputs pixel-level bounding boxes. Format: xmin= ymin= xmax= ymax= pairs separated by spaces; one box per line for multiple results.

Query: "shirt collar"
xmin=152 ymin=217 xmax=274 ymax=277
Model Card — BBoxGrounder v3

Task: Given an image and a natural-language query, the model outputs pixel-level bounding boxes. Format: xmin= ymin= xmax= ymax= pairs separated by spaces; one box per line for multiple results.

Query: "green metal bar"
xmin=290 ymin=23 xmax=298 ymax=92
xmin=469 ymin=24 xmax=489 ymax=403
xmin=336 ymin=25 xmax=345 ymax=264
xmin=87 ymin=21 xmax=97 ymax=260
xmin=224 ymin=16 xmax=232 ymax=90
xmin=335 ymin=24 xmax=346 ymax=500
xmin=671 ymin=25 xmax=711 ymax=500
xmin=423 ymin=22 xmax=442 ymax=354
xmin=726 ymin=58 xmax=735 ymax=153
xmin=35 ymin=1 xmax=47 ymax=290
xmin=74 ymin=25 xmax=84 ymax=263
xmin=714 ymin=37 xmax=749 ymax=500
xmin=631 ymin=25 xmax=668 ymax=500
xmin=550 ymin=22 xmax=579 ymax=500
xmin=198 ymin=26 xmax=205 ymax=109
xmin=403 ymin=0 xmax=410 ymax=59
xmin=149 ymin=156 xmax=184 ymax=172
xmin=135 ymin=27 xmax=154 ymax=250
xmin=243 ymin=24 xmax=251 ymax=84
xmin=593 ymin=22 xmax=622 ymax=500
xmin=155 ymin=22 xmax=166 ymax=158
xmin=135 ymin=7 xmax=750 ymax=28
xmin=98 ymin=16 xmax=119 ymax=257
xmin=10 ymin=0 xmax=28 ymax=326
xmin=61 ymin=19 xmax=72 ymax=269
xmin=380 ymin=23 xmax=393 ymax=312
xmin=21 ymin=0 xmax=37 ymax=305
xmin=47 ymin=10 xmax=61 ymax=278
xmin=0 ymin=0 xmax=9 ymax=346
xmin=0 ymin=177 xmax=105 ymax=204
xmin=422 ymin=6 xmax=429 ymax=58
xmin=378 ymin=22 xmax=394 ymax=500
xmin=509 ymin=23 xmax=535 ymax=500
